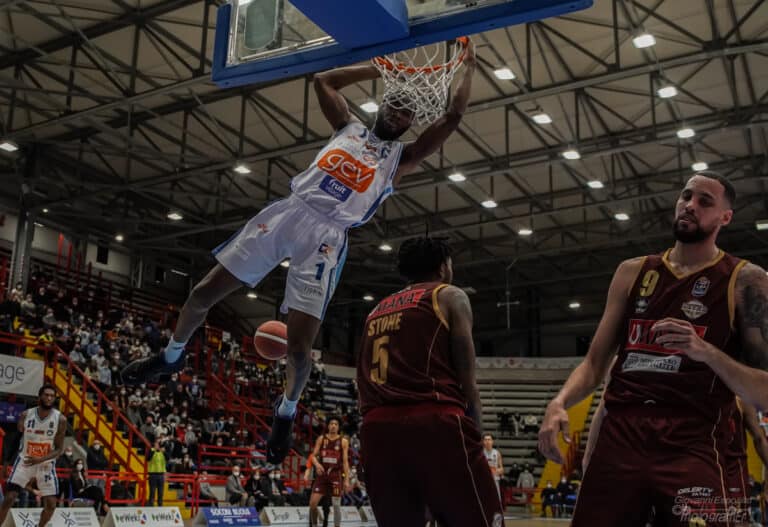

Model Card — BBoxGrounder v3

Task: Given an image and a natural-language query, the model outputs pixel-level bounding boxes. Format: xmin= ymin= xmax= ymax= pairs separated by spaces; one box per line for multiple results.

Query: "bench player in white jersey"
xmin=0 ymin=384 xmax=66 ymax=527
xmin=122 ymin=41 xmax=477 ymax=463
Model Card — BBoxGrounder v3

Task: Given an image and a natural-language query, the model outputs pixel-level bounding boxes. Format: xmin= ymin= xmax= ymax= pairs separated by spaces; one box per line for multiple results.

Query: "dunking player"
xmin=539 ymin=172 xmax=768 ymax=526
xmin=0 ymin=384 xmax=66 ymax=527
xmin=308 ymin=416 xmax=350 ymax=527
xmin=122 ymin=42 xmax=476 ymax=464
xmin=357 ymin=237 xmax=504 ymax=527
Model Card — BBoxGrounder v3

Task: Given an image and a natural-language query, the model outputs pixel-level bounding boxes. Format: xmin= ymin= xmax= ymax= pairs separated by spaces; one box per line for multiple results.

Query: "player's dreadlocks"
xmin=397 ymin=237 xmax=453 ymax=282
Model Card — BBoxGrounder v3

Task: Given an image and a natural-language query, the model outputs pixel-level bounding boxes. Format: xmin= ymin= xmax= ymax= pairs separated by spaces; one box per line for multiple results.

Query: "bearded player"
xmin=0 ymin=384 xmax=66 ymax=527
xmin=122 ymin=42 xmax=476 ymax=465
xmin=540 ymin=172 xmax=768 ymax=526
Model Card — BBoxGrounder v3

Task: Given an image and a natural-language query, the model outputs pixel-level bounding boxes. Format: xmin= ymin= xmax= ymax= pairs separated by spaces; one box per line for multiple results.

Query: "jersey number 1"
xmin=371 ymin=336 xmax=389 ymax=385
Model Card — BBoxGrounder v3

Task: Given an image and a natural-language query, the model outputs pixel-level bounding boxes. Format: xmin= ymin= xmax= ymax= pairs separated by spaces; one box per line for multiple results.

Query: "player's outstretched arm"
xmin=314 ymin=65 xmax=380 ymax=131
xmin=441 ymin=285 xmax=483 ymax=429
xmin=676 ymin=263 xmax=768 ymax=411
xmin=538 ymin=257 xmax=643 ymax=464
xmin=394 ymin=40 xmax=476 ymax=183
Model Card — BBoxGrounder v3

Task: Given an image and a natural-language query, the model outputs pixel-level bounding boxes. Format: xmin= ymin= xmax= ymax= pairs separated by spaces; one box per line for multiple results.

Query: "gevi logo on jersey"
xmin=318 ymin=149 xmax=376 ymax=193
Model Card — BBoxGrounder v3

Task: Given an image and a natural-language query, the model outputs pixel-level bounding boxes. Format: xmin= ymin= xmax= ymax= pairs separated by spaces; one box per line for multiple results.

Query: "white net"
xmin=372 ymin=38 xmax=468 ymax=126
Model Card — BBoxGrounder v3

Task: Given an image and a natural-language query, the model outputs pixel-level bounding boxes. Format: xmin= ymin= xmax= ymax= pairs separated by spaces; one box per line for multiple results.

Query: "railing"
xmin=563 ymin=430 xmax=583 ymax=479
xmin=56 ymin=468 xmax=146 ymax=505
xmin=4 ymin=333 xmax=155 ymax=476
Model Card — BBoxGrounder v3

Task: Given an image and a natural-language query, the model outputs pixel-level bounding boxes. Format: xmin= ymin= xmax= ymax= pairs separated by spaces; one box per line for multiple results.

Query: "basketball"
xmin=253 ymin=320 xmax=288 ymax=361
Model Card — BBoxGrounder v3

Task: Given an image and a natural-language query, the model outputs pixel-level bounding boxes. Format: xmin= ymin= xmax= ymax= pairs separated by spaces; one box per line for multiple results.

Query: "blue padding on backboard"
xmin=213 ymin=0 xmax=593 ymax=88
xmin=290 ymin=0 xmax=409 ymax=49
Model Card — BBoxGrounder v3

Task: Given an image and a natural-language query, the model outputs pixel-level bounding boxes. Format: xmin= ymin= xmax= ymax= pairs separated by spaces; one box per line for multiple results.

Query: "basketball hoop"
xmin=372 ymin=37 xmax=469 ymax=126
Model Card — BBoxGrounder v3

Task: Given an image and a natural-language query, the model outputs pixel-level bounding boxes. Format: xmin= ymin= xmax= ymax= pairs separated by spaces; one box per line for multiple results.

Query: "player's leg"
xmin=331 ymin=477 xmax=342 ymax=527
xmin=122 ymin=201 xmax=293 ymax=385
xmin=0 ymin=488 xmax=19 ymax=525
xmin=37 ymin=495 xmax=56 ymax=527
xmin=360 ymin=420 xmax=426 ymax=527
xmin=121 ymin=265 xmax=243 ymax=384
xmin=421 ymin=414 xmax=504 ymax=527
xmin=267 ymin=226 xmax=347 ymax=463
xmin=309 ymin=490 xmax=325 ymax=527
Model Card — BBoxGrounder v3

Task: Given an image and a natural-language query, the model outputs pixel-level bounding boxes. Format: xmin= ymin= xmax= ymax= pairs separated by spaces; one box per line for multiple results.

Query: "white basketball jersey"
xmin=484 ymin=448 xmax=501 ymax=479
xmin=290 ymin=121 xmax=403 ymax=228
xmin=19 ymin=407 xmax=60 ymax=459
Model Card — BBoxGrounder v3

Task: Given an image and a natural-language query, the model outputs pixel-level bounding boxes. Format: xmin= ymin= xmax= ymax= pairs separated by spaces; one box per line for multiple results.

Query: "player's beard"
xmin=673 ymin=216 xmax=715 ymax=243
xmin=39 ymin=399 xmax=54 ymax=410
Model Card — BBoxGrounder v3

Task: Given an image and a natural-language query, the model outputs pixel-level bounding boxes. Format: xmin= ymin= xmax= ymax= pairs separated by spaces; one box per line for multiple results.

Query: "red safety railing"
xmin=563 ymin=430 xmax=583 ymax=479
xmin=56 ymin=469 xmax=146 ymax=505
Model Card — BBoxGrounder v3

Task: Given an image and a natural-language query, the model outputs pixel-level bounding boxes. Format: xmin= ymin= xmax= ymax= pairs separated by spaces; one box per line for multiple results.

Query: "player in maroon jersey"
xmin=356 ymin=237 xmax=504 ymax=527
xmin=539 ymin=172 xmax=768 ymax=526
xmin=308 ymin=416 xmax=350 ymax=527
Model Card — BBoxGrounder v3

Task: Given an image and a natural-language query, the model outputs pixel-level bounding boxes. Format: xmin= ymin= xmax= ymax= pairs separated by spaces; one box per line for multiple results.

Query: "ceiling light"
xmin=587 ymin=180 xmax=605 ymax=189
xmin=247 ymin=292 xmax=258 ymax=299
xmin=170 ymin=269 xmax=188 ymax=277
xmin=233 ymin=163 xmax=251 ymax=174
xmin=532 ymin=112 xmax=552 ymax=124
xmin=360 ymin=101 xmax=379 ymax=113
xmin=378 ymin=243 xmax=393 ymax=252
xmin=115 ymin=234 xmax=124 ymax=242
xmin=280 ymin=260 xmax=290 ymax=268
xmin=562 ymin=149 xmax=581 ymax=160
xmin=448 ymin=172 xmax=466 ymax=182
xmin=632 ymin=33 xmax=656 ymax=48
xmin=657 ymin=85 xmax=678 ymax=98
xmin=42 ymin=208 xmax=49 ymax=213
xmin=677 ymin=128 xmax=695 ymax=139
xmin=0 ymin=141 xmax=18 ymax=152
xmin=481 ymin=199 xmax=498 ymax=209
xmin=493 ymin=67 xmax=516 ymax=80
xmin=363 ymin=294 xmax=374 ymax=302
xmin=167 ymin=211 xmax=183 ymax=221
xmin=691 ymin=161 xmax=709 ymax=172
xmin=518 ymin=228 xmax=533 ymax=236
xmin=614 ymin=212 xmax=630 ymax=221
xmin=756 ymin=220 xmax=768 ymax=231
xmin=569 ymin=301 xmax=581 ymax=309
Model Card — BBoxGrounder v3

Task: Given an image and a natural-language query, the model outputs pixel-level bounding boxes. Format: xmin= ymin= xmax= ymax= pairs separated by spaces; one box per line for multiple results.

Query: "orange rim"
xmin=373 ymin=37 xmax=469 ymax=74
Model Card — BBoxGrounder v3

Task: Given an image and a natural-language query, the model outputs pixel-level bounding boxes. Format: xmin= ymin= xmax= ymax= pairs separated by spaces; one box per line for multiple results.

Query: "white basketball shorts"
xmin=212 ymin=195 xmax=348 ymax=321
xmin=8 ymin=457 xmax=59 ymax=496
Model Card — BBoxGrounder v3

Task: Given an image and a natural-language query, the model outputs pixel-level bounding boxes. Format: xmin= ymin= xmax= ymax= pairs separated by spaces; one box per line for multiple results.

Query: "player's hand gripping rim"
xmin=538 ymin=401 xmax=571 ymax=465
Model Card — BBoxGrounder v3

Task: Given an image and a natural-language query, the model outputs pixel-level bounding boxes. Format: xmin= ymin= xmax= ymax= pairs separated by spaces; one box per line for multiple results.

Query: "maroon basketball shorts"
xmin=573 ymin=405 xmax=740 ymax=527
xmin=360 ymin=403 xmax=504 ymax=527
xmin=313 ymin=471 xmax=343 ymax=498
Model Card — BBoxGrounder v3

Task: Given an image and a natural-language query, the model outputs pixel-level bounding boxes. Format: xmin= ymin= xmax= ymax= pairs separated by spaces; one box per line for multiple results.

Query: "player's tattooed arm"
xmin=738 ymin=263 xmax=768 ymax=371
xmin=705 ymin=263 xmax=768 ymax=411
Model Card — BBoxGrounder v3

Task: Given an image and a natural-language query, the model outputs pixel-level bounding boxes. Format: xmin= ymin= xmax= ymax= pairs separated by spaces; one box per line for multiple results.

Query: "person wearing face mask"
xmin=147 ymin=439 xmax=167 ymax=506
xmin=225 ymin=465 xmax=248 ymax=506
xmin=70 ymin=460 xmax=108 ymax=516
xmin=56 ymin=447 xmax=76 ymax=501
xmin=86 ymin=440 xmax=108 ymax=493
xmin=540 ymin=480 xmax=559 ymax=518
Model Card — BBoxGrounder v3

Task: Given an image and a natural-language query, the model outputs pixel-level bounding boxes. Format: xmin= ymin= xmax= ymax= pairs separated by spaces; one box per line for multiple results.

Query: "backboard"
xmin=212 ymin=0 xmax=593 ymax=88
